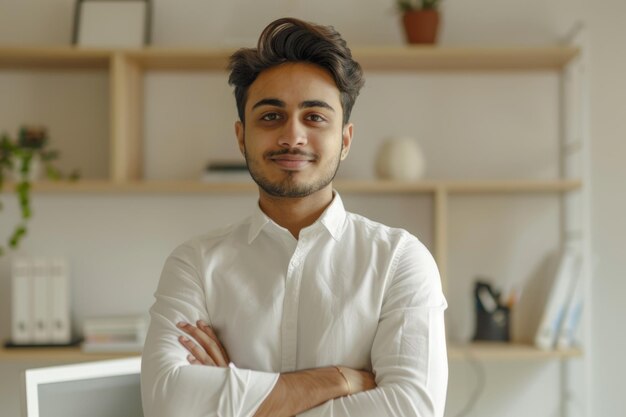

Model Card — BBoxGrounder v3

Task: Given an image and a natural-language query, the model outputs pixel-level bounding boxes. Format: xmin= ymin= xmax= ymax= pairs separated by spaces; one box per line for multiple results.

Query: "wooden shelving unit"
xmin=0 ymin=45 xmax=585 ymax=363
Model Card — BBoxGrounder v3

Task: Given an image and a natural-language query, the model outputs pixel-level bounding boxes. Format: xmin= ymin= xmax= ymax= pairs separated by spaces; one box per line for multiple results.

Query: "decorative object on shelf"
xmin=0 ymin=126 xmax=81 ymax=255
xmin=375 ymin=137 xmax=426 ymax=181
xmin=473 ymin=280 xmax=511 ymax=342
xmin=396 ymin=0 xmax=441 ymax=44
xmin=72 ymin=0 xmax=153 ymax=48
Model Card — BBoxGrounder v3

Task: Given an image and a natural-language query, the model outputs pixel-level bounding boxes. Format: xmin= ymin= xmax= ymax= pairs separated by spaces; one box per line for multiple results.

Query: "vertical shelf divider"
xmin=110 ymin=52 xmax=144 ymax=182
xmin=434 ymin=185 xmax=448 ymax=293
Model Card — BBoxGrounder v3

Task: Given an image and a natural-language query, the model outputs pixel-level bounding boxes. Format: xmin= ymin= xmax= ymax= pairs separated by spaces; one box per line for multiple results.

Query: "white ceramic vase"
xmin=375 ymin=137 xmax=426 ymax=181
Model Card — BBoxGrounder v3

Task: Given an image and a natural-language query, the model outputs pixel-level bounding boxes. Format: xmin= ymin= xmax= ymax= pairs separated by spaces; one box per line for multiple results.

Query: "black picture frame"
xmin=71 ymin=0 xmax=153 ymax=47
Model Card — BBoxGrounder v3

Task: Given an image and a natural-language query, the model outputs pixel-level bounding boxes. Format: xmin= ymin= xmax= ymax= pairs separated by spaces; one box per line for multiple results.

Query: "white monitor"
xmin=22 ymin=356 xmax=143 ymax=417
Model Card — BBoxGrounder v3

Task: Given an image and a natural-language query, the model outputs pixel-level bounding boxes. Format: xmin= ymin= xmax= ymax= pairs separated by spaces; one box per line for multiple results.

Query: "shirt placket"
xmin=281 ymin=238 xmax=307 ymax=372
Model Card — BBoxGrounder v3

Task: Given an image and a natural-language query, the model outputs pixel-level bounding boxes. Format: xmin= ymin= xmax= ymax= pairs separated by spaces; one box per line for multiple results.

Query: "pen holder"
xmin=473 ymin=306 xmax=511 ymax=342
xmin=472 ymin=281 xmax=511 ymax=342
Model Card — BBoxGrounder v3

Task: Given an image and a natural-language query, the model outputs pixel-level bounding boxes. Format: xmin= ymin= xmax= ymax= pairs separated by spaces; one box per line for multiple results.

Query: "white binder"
xmin=556 ymin=269 xmax=584 ymax=350
xmin=31 ymin=259 xmax=51 ymax=343
xmin=11 ymin=258 xmax=33 ymax=344
xmin=534 ymin=248 xmax=581 ymax=350
xmin=50 ymin=258 xmax=71 ymax=344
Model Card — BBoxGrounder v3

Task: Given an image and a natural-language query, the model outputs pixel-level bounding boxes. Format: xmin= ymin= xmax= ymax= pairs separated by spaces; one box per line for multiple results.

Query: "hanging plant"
xmin=0 ymin=126 xmax=80 ymax=255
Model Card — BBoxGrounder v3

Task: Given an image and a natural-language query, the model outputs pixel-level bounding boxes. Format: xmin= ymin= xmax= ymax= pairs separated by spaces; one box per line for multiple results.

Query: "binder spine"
xmin=50 ymin=258 xmax=71 ymax=344
xmin=32 ymin=259 xmax=51 ymax=344
xmin=11 ymin=259 xmax=33 ymax=344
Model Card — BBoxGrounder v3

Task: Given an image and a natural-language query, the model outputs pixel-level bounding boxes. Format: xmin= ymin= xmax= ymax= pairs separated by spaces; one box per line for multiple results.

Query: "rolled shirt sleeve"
xmin=140 ymin=242 xmax=279 ymax=417
xmin=298 ymin=237 xmax=448 ymax=417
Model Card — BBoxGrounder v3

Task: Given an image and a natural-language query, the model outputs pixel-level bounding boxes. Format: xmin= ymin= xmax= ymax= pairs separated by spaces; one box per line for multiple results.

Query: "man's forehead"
xmin=246 ymin=63 xmax=341 ymax=110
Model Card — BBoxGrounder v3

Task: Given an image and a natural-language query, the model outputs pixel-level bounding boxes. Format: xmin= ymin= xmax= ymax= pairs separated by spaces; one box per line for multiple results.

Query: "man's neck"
xmin=258 ymin=186 xmax=334 ymax=239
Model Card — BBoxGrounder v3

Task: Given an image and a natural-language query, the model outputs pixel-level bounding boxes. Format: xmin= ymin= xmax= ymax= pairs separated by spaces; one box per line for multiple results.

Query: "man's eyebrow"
xmin=251 ymin=98 xmax=335 ymax=113
xmin=300 ymin=100 xmax=335 ymax=112
xmin=251 ymin=98 xmax=285 ymax=110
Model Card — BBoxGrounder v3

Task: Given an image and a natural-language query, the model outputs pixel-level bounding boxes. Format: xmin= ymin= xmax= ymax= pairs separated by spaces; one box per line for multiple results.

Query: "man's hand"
xmin=177 ymin=320 xmax=230 ymax=367
xmin=177 ymin=320 xmax=377 ymax=416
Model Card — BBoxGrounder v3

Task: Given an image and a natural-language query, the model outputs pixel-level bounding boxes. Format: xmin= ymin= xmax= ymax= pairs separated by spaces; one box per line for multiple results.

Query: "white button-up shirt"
xmin=141 ymin=193 xmax=448 ymax=417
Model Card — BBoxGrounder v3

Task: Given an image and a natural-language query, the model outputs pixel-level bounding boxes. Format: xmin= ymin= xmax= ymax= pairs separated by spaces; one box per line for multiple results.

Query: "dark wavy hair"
xmin=228 ymin=17 xmax=364 ymax=126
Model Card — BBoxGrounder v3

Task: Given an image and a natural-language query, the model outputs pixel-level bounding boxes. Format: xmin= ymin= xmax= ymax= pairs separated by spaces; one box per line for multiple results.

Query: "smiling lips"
xmin=267 ymin=151 xmax=317 ymax=170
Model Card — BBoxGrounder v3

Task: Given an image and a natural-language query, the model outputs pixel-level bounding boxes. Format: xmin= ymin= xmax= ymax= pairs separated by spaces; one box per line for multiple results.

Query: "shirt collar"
xmin=247 ymin=191 xmax=347 ymax=244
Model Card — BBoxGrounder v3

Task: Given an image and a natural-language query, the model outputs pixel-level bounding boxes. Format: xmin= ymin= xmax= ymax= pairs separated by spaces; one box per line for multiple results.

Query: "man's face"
xmin=235 ymin=62 xmax=353 ymax=198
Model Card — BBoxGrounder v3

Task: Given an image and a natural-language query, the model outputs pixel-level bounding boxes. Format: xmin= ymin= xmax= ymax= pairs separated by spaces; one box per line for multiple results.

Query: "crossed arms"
xmin=177 ymin=320 xmax=376 ymax=416
xmin=140 ymin=238 xmax=448 ymax=417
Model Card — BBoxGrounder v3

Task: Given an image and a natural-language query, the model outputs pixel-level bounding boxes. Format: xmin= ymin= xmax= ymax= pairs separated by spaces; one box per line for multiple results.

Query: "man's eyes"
xmin=260 ymin=113 xmax=282 ymax=121
xmin=258 ymin=112 xmax=327 ymax=123
xmin=306 ymin=114 xmax=326 ymax=122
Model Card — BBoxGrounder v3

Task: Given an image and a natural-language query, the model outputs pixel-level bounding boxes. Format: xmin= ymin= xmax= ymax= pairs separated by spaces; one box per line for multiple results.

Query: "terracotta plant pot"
xmin=402 ymin=10 xmax=440 ymax=44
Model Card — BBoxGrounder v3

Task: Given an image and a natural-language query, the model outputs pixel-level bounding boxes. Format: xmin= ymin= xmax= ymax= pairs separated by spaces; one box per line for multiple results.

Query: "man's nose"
xmin=278 ymin=118 xmax=307 ymax=148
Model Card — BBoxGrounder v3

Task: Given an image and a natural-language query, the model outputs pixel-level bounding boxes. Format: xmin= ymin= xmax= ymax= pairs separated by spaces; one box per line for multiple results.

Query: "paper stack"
xmin=81 ymin=315 xmax=148 ymax=353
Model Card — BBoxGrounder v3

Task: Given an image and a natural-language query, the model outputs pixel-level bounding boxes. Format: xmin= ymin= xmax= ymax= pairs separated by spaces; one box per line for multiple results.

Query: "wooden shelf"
xmin=2 ymin=179 xmax=581 ymax=195
xmin=0 ymin=343 xmax=581 ymax=363
xmin=444 ymin=179 xmax=582 ymax=194
xmin=0 ymin=46 xmax=111 ymax=70
xmin=125 ymin=46 xmax=580 ymax=71
xmin=353 ymin=46 xmax=579 ymax=71
xmin=0 ymin=346 xmax=139 ymax=362
xmin=125 ymin=48 xmax=234 ymax=70
xmin=448 ymin=342 xmax=583 ymax=361
xmin=0 ymin=45 xmax=580 ymax=72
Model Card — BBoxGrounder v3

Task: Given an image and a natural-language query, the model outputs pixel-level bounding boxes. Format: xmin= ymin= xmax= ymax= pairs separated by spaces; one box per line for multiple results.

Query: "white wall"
xmin=1 ymin=0 xmax=624 ymax=416
xmin=582 ymin=1 xmax=626 ymax=416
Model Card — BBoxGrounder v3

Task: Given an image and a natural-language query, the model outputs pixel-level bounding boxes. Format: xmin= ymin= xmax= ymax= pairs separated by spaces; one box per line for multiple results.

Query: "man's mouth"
xmin=267 ymin=151 xmax=317 ymax=170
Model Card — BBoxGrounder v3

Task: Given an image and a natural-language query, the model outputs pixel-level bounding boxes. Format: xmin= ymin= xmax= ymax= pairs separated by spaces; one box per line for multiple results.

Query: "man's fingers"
xmin=177 ymin=322 xmax=229 ymax=367
xmin=178 ymin=335 xmax=217 ymax=366
xmin=197 ymin=321 xmax=231 ymax=364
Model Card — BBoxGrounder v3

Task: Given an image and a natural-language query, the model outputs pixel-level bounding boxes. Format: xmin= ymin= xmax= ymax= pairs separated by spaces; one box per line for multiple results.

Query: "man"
xmin=141 ymin=17 xmax=448 ymax=417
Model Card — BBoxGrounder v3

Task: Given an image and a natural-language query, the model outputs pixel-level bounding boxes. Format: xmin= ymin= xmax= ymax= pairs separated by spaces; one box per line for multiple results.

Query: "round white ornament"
xmin=375 ymin=137 xmax=426 ymax=181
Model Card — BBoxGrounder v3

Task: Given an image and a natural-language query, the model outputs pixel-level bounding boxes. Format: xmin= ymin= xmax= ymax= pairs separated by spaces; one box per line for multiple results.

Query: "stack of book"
xmin=81 ymin=315 xmax=148 ymax=353
xmin=202 ymin=160 xmax=251 ymax=182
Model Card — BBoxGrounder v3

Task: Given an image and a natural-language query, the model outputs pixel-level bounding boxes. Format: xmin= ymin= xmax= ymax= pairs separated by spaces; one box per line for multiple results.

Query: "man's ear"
xmin=235 ymin=121 xmax=245 ymax=155
xmin=340 ymin=123 xmax=354 ymax=160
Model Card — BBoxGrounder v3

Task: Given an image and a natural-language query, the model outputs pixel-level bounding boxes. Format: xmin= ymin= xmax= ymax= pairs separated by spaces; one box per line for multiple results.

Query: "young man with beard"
xmin=141 ymin=17 xmax=448 ymax=417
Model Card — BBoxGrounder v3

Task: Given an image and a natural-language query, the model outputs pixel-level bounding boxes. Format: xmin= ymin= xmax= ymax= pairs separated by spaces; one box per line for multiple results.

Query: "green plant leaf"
xmin=1 ymin=128 xmax=80 ymax=255
xmin=9 ymin=224 xmax=27 ymax=248
xmin=46 ymin=164 xmax=62 ymax=180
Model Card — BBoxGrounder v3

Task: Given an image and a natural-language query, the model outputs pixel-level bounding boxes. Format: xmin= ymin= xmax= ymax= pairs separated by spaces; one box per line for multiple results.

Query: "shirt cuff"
xmin=227 ymin=362 xmax=280 ymax=415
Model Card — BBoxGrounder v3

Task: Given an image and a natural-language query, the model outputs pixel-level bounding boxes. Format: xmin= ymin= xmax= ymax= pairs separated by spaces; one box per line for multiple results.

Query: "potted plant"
xmin=397 ymin=0 xmax=442 ymax=44
xmin=0 ymin=126 xmax=80 ymax=255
